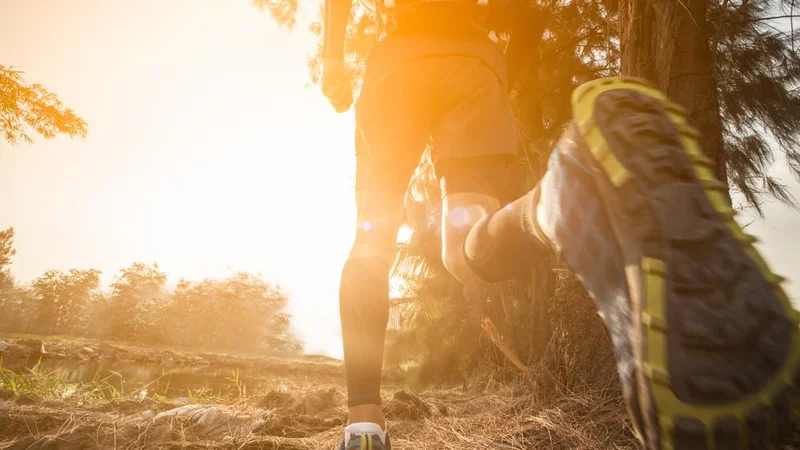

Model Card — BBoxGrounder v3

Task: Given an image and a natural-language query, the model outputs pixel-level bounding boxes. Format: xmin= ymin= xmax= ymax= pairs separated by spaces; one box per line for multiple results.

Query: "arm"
xmin=323 ymin=0 xmax=355 ymax=61
xmin=499 ymin=3 xmax=548 ymax=88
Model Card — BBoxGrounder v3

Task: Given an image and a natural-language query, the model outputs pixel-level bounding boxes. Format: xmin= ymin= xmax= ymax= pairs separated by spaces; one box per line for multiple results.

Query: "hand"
xmin=321 ymin=58 xmax=353 ymax=113
xmin=503 ymin=4 xmax=549 ymax=89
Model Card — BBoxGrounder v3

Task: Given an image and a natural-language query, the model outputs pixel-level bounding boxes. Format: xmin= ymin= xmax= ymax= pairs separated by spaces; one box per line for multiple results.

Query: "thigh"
xmin=430 ymin=56 xmax=519 ymax=202
xmin=352 ymin=60 xmax=438 ymax=258
xmin=355 ymin=58 xmax=437 ymax=197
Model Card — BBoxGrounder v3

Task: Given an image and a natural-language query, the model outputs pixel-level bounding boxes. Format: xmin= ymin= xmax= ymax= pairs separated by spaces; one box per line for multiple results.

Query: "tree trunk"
xmin=619 ymin=0 xmax=730 ymax=195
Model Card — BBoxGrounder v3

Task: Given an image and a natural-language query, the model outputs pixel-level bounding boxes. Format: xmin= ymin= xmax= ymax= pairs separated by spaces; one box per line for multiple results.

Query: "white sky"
xmin=1 ymin=0 xmax=357 ymax=357
xmin=1 ymin=0 xmax=798 ymax=359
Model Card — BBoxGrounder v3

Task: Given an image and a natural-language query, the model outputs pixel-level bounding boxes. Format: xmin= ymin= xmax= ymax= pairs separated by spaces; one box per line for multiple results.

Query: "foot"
xmin=337 ymin=423 xmax=391 ymax=450
xmin=537 ymin=76 xmax=800 ymax=450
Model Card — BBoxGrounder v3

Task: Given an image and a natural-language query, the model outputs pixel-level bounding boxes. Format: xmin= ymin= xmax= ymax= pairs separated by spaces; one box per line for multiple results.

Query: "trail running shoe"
xmin=536 ymin=76 xmax=800 ymax=450
xmin=337 ymin=429 xmax=390 ymax=450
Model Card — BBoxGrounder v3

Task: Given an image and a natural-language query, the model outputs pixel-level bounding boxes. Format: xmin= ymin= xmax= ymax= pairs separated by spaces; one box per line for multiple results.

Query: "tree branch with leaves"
xmin=0 ymin=65 xmax=87 ymax=145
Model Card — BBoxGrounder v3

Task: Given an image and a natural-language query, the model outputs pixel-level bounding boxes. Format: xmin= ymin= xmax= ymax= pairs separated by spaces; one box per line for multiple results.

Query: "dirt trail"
xmin=0 ymin=386 xmax=347 ymax=449
xmin=0 ymin=336 xmax=343 ymax=380
xmin=0 ymin=337 xmax=643 ymax=449
xmin=0 ymin=386 xmax=642 ymax=450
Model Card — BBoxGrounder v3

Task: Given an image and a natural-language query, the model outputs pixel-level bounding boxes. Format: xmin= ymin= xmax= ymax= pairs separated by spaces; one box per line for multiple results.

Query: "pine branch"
xmin=789 ymin=0 xmax=794 ymax=52
xmin=733 ymin=14 xmax=800 ymax=23
xmin=711 ymin=0 xmax=732 ymax=66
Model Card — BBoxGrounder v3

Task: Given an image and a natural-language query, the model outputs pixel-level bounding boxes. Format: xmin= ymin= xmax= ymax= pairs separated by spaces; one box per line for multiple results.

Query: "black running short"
xmin=355 ymin=38 xmax=519 ymax=211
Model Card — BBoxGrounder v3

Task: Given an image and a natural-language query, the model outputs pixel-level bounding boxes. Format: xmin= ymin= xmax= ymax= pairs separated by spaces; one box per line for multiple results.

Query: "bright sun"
xmin=0 ymin=0 xmax=360 ymax=358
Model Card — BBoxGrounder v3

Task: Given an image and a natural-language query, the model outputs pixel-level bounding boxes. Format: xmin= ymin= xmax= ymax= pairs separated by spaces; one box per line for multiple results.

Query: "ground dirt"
xmin=0 ymin=335 xmax=344 ymax=380
xmin=0 ymin=387 xmax=640 ymax=450
xmin=0 ymin=337 xmax=643 ymax=450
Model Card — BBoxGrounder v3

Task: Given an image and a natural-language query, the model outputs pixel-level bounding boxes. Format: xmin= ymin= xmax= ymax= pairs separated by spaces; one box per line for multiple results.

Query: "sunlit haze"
xmin=1 ymin=0 xmax=355 ymax=358
xmin=3 ymin=0 xmax=800 ymax=361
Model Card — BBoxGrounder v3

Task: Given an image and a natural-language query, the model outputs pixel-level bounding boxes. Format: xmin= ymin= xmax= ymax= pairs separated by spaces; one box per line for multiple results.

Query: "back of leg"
xmin=428 ymin=56 xmax=523 ymax=285
xmin=341 ymin=59 xmax=434 ymax=408
xmin=340 ymin=189 xmax=405 ymax=408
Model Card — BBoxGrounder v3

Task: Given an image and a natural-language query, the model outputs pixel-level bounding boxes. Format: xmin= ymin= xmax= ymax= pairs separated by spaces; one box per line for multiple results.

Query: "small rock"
xmin=2 ymin=343 xmax=27 ymax=355
xmin=154 ymin=405 xmax=250 ymax=439
xmin=18 ymin=339 xmax=45 ymax=354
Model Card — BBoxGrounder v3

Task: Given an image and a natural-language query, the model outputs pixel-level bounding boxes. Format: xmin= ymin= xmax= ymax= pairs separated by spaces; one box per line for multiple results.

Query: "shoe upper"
xmin=536 ymin=128 xmax=642 ymax=430
xmin=338 ymin=433 xmax=391 ymax=450
xmin=538 ymin=128 xmax=631 ymax=338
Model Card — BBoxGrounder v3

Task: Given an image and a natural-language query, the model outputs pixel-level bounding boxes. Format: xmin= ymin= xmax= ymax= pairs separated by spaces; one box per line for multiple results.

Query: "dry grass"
xmin=0 ymin=368 xmax=640 ymax=450
xmin=385 ymin=382 xmax=639 ymax=450
xmin=10 ymin=273 xmax=798 ymax=449
xmin=0 ymin=273 xmax=643 ymax=450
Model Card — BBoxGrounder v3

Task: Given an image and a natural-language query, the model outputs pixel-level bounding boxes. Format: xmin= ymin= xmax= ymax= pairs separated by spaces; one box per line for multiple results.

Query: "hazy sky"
xmin=2 ymin=0 xmax=799 ymax=358
xmin=1 ymin=0 xmax=357 ymax=356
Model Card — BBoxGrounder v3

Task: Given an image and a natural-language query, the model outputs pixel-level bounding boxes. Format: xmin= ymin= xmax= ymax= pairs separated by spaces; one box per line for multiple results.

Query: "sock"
xmin=345 ymin=422 xmax=387 ymax=444
xmin=463 ymin=184 xmax=552 ymax=282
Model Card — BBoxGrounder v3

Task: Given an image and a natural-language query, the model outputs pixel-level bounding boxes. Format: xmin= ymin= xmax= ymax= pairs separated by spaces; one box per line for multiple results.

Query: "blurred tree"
xmin=0 ymin=65 xmax=87 ymax=145
xmin=614 ymin=0 xmax=800 ymax=212
xmin=32 ymin=268 xmax=101 ymax=335
xmin=169 ymin=272 xmax=300 ymax=353
xmin=712 ymin=0 xmax=800 ymax=212
xmin=254 ymin=0 xmax=300 ymax=30
xmin=0 ymin=228 xmax=24 ymax=332
xmin=170 ymin=278 xmax=216 ymax=347
xmin=0 ymin=236 xmax=301 ymax=353
xmin=615 ymin=0 xmax=725 ymax=189
xmin=0 ymin=228 xmax=16 ymax=292
xmin=217 ymin=272 xmax=298 ymax=352
xmin=109 ymin=262 xmax=168 ymax=342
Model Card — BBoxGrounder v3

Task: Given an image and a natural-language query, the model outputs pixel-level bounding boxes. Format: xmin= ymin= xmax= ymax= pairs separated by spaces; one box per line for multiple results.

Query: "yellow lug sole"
xmin=571 ymin=76 xmax=800 ymax=450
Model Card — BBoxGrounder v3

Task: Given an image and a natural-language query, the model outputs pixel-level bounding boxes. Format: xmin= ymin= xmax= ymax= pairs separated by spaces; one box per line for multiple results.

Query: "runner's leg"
xmin=431 ymin=56 xmax=551 ymax=285
xmin=341 ymin=58 xmax=435 ymax=426
xmin=478 ymin=77 xmax=800 ymax=450
xmin=341 ymin=189 xmax=404 ymax=428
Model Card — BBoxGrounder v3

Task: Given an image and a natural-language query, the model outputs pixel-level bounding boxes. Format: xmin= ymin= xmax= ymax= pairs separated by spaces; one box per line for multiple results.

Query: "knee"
xmin=348 ymin=218 xmax=399 ymax=263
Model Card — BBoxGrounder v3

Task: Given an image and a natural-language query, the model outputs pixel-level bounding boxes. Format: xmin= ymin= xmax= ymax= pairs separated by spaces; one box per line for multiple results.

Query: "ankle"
xmin=347 ymin=404 xmax=385 ymax=429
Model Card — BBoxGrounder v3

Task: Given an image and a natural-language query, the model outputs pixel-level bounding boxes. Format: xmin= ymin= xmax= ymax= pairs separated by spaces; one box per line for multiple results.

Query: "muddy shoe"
xmin=337 ymin=423 xmax=391 ymax=450
xmin=535 ymin=76 xmax=800 ymax=450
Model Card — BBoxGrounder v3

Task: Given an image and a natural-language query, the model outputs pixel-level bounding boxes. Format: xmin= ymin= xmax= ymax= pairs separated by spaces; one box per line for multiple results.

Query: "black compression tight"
xmin=463 ymin=184 xmax=551 ymax=282
xmin=340 ymin=257 xmax=391 ymax=407
xmin=339 ymin=187 xmax=549 ymax=407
